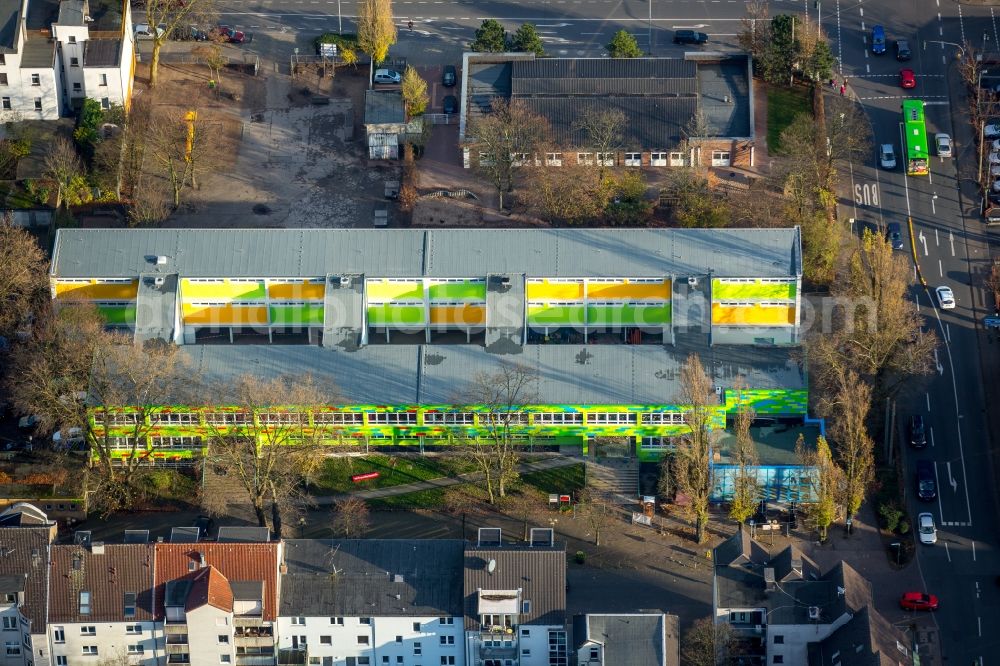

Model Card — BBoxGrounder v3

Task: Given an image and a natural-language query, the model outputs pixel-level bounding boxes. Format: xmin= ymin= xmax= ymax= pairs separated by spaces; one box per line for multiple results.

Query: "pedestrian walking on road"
xmin=840 ymin=84 xmax=845 ymax=95
xmin=407 ymin=19 xmax=413 ymax=31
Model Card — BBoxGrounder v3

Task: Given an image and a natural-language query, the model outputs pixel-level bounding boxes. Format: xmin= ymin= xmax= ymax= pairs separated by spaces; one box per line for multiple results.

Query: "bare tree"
xmin=577 ymin=488 xmax=614 ymax=546
xmin=466 ymin=98 xmax=551 ymax=210
xmin=727 ymin=389 xmax=759 ymax=526
xmin=572 ymin=108 xmax=626 ymax=179
xmin=144 ymin=108 xmax=189 ymax=208
xmin=44 ymin=137 xmax=83 ymax=210
xmin=820 ymin=368 xmax=875 ymax=525
xmin=736 ymin=0 xmax=770 ymax=64
xmin=330 ymin=496 xmax=371 ymax=537
xmin=7 ymin=305 xmax=187 ymax=515
xmin=500 ymin=488 xmax=544 ymax=542
xmin=145 ymin=0 xmax=218 ymax=88
xmin=457 ymin=362 xmax=538 ymax=504
xmin=521 ymin=156 xmax=611 ymax=224
xmin=357 ymin=0 xmax=397 ymax=87
xmin=203 ymin=374 xmax=338 ymax=537
xmin=193 ymin=43 xmax=228 ymax=89
xmin=0 ymin=219 xmax=48 ymax=340
xmin=671 ymin=354 xmax=717 ymax=543
xmin=680 ymin=617 xmax=735 ymax=666
xmin=796 ymin=434 xmax=842 ymax=541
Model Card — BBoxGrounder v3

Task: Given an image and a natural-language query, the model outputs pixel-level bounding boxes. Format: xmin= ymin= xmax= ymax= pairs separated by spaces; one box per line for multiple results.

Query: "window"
xmin=381 ymin=659 xmax=388 ymax=665
xmin=439 ymin=636 xmax=454 ymax=646
xmin=4 ymin=642 xmax=19 ymax=656
xmin=127 ymin=646 xmax=144 ymax=655
xmin=577 ymin=152 xmax=593 ymax=165
xmin=30 ymin=74 xmax=39 ymax=85
xmin=711 ymin=150 xmax=731 ymax=167
xmin=151 ymin=412 xmax=199 ymax=425
xmin=423 ymin=412 xmax=475 ymax=426
xmin=357 ymin=660 xmax=370 ymax=666
xmin=109 ymin=437 xmax=141 ymax=450
xmin=0 ymin=74 xmax=6 ymax=85
xmin=413 ymin=642 xmax=422 ymax=656
xmin=1 ymin=617 xmax=14 ymax=630
xmin=71 ymin=82 xmax=81 ymax=92
xmin=220 ymin=656 xmax=231 ymax=664
xmin=53 ymin=628 xmax=65 ymax=643
xmin=773 ymin=635 xmax=784 ymax=644
xmin=93 ymin=412 xmax=138 ymax=425
xmin=79 ymin=592 xmax=91 ymax=615
xmin=520 ymin=629 xmax=530 ymax=637
xmin=124 ymin=592 xmax=137 ymax=617
xmin=395 ymin=659 xmax=402 ymax=665
xmin=521 ymin=600 xmax=531 ymax=614
xmin=125 ymin=625 xmax=141 ymax=634
xmin=669 ymin=151 xmax=685 ymax=166
xmin=313 ymin=412 xmax=363 ymax=425
xmin=521 ymin=649 xmax=530 ymax=657
xmin=1 ymin=593 xmax=12 ymax=603
xmin=319 ymin=637 xmax=331 ymax=645
xmin=100 ymin=97 xmax=110 ymax=110
xmin=80 ymin=627 xmax=96 ymax=636
xmin=151 ymin=436 xmax=202 ymax=450
xmin=650 ymin=152 xmax=667 ymax=167
xmin=395 ymin=636 xmax=402 ymax=643
xmin=33 ymin=98 xmax=41 ymax=111
xmin=366 ymin=412 xmax=417 ymax=425
xmin=360 ymin=618 xmax=371 ymax=625
xmin=439 ymin=617 xmax=454 ymax=625
xmin=205 ymin=412 xmax=250 ymax=425
xmin=511 ymin=152 xmax=529 ymax=166
xmin=772 ymin=657 xmax=783 ymax=664
xmin=68 ymin=35 xmax=76 ymax=43
xmin=1 ymin=98 xmax=9 ymax=110
xmin=99 ymin=73 xmax=107 ymax=86
xmin=329 ymin=617 xmax=344 ymax=625
xmin=357 ymin=636 xmax=369 ymax=646
xmin=624 ymin=152 xmax=641 ymax=166
xmin=70 ymin=57 xmax=79 ymax=67
xmin=641 ymin=412 xmax=686 ymax=425
xmin=440 ymin=658 xmax=455 ymax=666
xmin=597 ymin=152 xmax=615 ymax=166
xmin=412 ymin=622 xmax=421 ymax=632
xmin=218 ymin=635 xmax=229 ymax=644
xmin=290 ymin=617 xmax=306 ymax=626
xmin=587 ymin=412 xmax=637 ymax=425
xmin=56 ymin=657 xmax=68 ymax=666
xmin=483 ymin=412 xmax=529 ymax=426
xmin=82 ymin=646 xmax=98 ymax=656
xmin=544 ymin=152 xmax=563 ymax=167
xmin=533 ymin=412 xmax=583 ymax=425
xmin=260 ymin=412 xmax=305 ymax=425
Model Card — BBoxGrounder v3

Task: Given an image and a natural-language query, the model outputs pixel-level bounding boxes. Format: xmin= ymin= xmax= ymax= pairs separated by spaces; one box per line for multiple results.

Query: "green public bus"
xmin=902 ymin=99 xmax=929 ymax=176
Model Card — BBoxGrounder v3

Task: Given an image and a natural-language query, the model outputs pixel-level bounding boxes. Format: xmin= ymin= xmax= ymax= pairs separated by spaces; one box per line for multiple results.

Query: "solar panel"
xmin=169 ymin=527 xmax=201 ymax=543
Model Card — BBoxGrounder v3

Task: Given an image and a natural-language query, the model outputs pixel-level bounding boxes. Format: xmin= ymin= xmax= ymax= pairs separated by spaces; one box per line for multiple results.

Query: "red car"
xmin=214 ymin=25 xmax=245 ymax=44
xmin=900 ymin=591 xmax=938 ymax=611
xmin=900 ymin=68 xmax=916 ymax=89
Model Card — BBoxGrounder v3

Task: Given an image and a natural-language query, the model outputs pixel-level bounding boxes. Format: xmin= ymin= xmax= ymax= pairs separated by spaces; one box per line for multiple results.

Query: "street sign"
xmin=984 ymin=316 xmax=1000 ymax=329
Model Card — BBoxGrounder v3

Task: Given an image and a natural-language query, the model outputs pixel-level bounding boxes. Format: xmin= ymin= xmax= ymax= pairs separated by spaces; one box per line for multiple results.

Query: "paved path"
xmin=313 ymin=454 xmax=582 ymax=504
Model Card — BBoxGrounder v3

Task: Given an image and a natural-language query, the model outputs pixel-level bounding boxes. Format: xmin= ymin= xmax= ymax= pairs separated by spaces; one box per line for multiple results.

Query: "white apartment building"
xmin=47 ymin=543 xmax=159 ymax=666
xmin=0 ymin=505 xmax=58 ymax=666
xmin=278 ymin=540 xmax=467 ymax=666
xmin=0 ymin=0 xmax=133 ymax=121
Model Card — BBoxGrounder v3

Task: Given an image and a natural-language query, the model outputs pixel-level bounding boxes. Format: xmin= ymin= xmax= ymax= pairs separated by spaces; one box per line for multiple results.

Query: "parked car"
xmin=886 ymin=222 xmax=904 ymax=250
xmin=175 ymin=25 xmax=207 ymax=40
xmin=214 ymin=25 xmax=245 ymax=43
xmin=908 ymin=414 xmax=927 ymax=448
xmin=673 ymin=29 xmax=708 ymax=45
xmin=879 ymin=143 xmax=897 ymax=170
xmin=985 ymin=123 xmax=1000 ymax=138
xmin=936 ymin=285 xmax=955 ymax=309
xmin=373 ymin=68 xmax=402 ymax=84
xmin=134 ymin=23 xmax=165 ymax=40
xmin=52 ymin=427 xmax=85 ymax=451
xmin=442 ymin=94 xmax=458 ymax=114
xmin=895 ymin=39 xmax=912 ymax=61
xmin=935 ymin=133 xmax=952 ymax=157
xmin=900 ymin=591 xmax=939 ymax=611
xmin=990 ymin=151 xmax=1000 ymax=164
xmin=899 ymin=68 xmax=916 ymax=89
xmin=916 ymin=459 xmax=937 ymax=501
xmin=872 ymin=25 xmax=886 ymax=54
xmin=442 ymin=64 xmax=457 ymax=87
xmin=918 ymin=513 xmax=937 ymax=545
xmin=17 ymin=415 xmax=40 ymax=431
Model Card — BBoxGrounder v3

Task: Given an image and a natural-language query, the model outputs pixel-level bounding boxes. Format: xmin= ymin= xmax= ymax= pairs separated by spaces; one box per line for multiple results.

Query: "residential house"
xmin=712 ymin=529 xmax=911 ymax=665
xmin=463 ymin=531 xmax=567 ymax=666
xmin=808 ymin=606 xmax=914 ymax=666
xmin=277 ymin=539 xmax=466 ymax=666
xmin=154 ymin=543 xmax=281 ymax=666
xmin=0 ymin=505 xmax=57 ymax=666
xmin=572 ymin=613 xmax=677 ymax=666
xmin=459 ymin=54 xmax=753 ymax=170
xmin=47 ymin=543 xmax=158 ymax=666
xmin=0 ymin=0 xmax=133 ymax=121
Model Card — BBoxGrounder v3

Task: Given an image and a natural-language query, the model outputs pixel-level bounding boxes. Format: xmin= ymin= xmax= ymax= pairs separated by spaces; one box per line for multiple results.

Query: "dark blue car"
xmin=872 ymin=25 xmax=886 ymax=54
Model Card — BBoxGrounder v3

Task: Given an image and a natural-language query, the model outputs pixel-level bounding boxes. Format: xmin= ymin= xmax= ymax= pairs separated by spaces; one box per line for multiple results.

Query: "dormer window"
xmin=124 ymin=592 xmax=137 ymax=617
xmin=68 ymin=36 xmax=76 ymax=43
xmin=79 ymin=591 xmax=91 ymax=615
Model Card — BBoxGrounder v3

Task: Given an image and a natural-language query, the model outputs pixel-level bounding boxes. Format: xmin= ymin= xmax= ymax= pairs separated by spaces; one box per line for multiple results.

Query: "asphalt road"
xmin=838 ymin=1 xmax=1000 ymax=663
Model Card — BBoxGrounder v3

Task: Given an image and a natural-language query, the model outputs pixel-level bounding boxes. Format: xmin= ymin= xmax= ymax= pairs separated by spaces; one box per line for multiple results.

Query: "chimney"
xmin=199 ymin=552 xmax=207 ymax=568
xmin=790 ymin=556 xmax=803 ymax=579
xmin=763 ymin=567 xmax=776 ymax=593
xmin=90 ymin=542 xmax=105 ymax=555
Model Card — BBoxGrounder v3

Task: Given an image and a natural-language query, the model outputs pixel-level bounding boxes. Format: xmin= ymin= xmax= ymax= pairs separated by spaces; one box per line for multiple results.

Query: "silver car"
xmin=879 ymin=143 xmax=896 ymax=170
xmin=935 ymin=133 xmax=952 ymax=158
xmin=918 ymin=512 xmax=937 ymax=545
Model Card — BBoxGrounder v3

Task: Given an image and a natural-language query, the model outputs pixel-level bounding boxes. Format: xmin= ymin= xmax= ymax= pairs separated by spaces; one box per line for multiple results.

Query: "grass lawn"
xmin=520 ymin=463 xmax=586 ymax=495
xmin=767 ymin=85 xmax=812 ymax=154
xmin=311 ymin=454 xmax=478 ymax=495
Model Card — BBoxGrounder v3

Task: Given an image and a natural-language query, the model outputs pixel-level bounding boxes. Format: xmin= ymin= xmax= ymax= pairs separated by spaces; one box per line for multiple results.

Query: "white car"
xmin=52 ymin=427 xmax=85 ymax=450
xmin=134 ymin=23 xmax=165 ymax=40
xmin=936 ymin=285 xmax=956 ymax=309
xmin=986 ymin=123 xmax=1000 ymax=138
xmin=935 ymin=133 xmax=952 ymax=157
xmin=917 ymin=512 xmax=937 ymax=545
xmin=879 ymin=143 xmax=897 ymax=170
xmin=990 ymin=151 xmax=1000 ymax=164
xmin=991 ymin=165 xmax=1000 ymax=176
xmin=373 ymin=68 xmax=402 ymax=84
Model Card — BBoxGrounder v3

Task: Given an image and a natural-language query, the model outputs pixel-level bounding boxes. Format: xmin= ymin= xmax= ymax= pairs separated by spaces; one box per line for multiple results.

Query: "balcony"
xmin=164 ymin=623 xmax=189 ymax=634
xmin=236 ymin=636 xmax=274 ymax=648
xmin=235 ymin=628 xmax=274 ymax=639
xmin=166 ymin=636 xmax=189 ymax=646
xmin=235 ymin=656 xmax=275 ymax=666
xmin=166 ymin=645 xmax=189 ymax=655
xmin=166 ymin=654 xmax=190 ymax=664
xmin=234 ymin=616 xmax=266 ymax=628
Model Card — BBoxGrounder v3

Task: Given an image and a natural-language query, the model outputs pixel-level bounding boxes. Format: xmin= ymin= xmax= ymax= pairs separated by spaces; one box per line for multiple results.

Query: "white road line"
xmin=973 ymin=540 xmax=977 ymax=560
xmin=930 ymin=426 xmax=935 ymax=447
xmin=939 ymin=259 xmax=943 ymax=277
xmin=949 ymin=231 xmax=955 ymax=256
xmin=946 ymin=324 xmax=951 ymax=343
xmin=993 ymin=7 xmax=1000 ymax=49
xmin=935 ymin=229 xmax=940 ymax=245
xmin=979 ymin=617 xmax=983 ymax=637
xmin=927 ymin=393 xmax=931 ymax=411
xmin=944 ymin=540 xmax=951 ymax=561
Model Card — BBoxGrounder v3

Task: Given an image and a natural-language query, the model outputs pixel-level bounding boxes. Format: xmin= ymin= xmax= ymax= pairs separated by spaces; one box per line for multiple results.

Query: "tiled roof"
xmin=573 ymin=613 xmax=667 ymax=666
xmin=49 ymin=544 xmax=155 ymax=623
xmin=463 ymin=543 xmax=565 ymax=629
xmin=0 ymin=526 xmax=55 ymax=632
xmin=807 ymin=607 xmax=913 ymax=666
xmin=154 ymin=543 xmax=280 ymax=621
xmin=187 ymin=565 xmax=234 ymax=613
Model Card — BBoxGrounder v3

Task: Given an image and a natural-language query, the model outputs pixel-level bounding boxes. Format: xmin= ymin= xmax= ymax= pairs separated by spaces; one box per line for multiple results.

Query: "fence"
xmin=424 ymin=113 xmax=455 ymax=125
xmin=159 ymin=51 xmax=261 ymax=76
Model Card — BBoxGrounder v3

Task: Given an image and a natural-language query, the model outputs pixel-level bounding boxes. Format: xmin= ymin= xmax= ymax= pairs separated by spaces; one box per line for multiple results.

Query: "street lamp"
xmin=925 ymin=39 xmax=965 ymax=60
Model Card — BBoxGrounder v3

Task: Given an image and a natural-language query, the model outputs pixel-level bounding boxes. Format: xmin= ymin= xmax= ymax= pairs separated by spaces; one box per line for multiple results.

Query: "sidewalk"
xmin=312 ymin=454 xmax=582 ymax=504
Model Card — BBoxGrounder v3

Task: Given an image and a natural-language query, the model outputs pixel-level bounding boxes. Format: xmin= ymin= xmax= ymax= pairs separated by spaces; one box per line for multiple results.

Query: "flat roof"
xmin=50 ymin=228 xmax=802 ymax=280
xmin=173 ymin=343 xmax=805 ymax=406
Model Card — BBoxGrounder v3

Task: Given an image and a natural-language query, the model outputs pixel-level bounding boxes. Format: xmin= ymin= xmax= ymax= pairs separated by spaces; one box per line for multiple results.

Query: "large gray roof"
xmin=0 ymin=526 xmax=54 ymax=632
xmin=464 ymin=543 xmax=566 ymax=629
xmin=0 ymin=0 xmax=20 ymax=53
xmin=573 ymin=614 xmax=666 ymax=666
xmin=50 ymin=228 xmax=801 ymax=279
xmin=280 ymin=539 xmax=465 ymax=617
xmin=174 ymin=343 xmax=805 ymax=406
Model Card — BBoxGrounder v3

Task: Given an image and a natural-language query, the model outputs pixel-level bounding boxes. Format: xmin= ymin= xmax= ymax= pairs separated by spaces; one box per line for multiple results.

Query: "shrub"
xmin=878 ymin=501 xmax=903 ymax=532
xmin=144 ymin=469 xmax=175 ymax=491
xmin=897 ymin=520 xmax=910 ymax=535
xmin=574 ymin=550 xmax=586 ymax=564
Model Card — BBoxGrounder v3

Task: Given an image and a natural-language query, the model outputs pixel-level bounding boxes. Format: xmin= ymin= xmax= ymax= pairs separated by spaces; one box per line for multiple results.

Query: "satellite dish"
xmin=487 ymin=559 xmax=496 ymax=574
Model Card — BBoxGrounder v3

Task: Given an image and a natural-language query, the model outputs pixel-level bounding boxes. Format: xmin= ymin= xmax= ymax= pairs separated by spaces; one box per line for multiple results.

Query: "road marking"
xmin=946 ymin=461 xmax=958 ymax=492
xmin=946 ymin=324 xmax=951 ymax=343
xmin=949 ymin=231 xmax=955 ymax=256
xmin=939 ymin=259 xmax=943 ymax=277
xmin=918 ymin=231 xmax=928 ymax=255
xmin=926 ymin=393 xmax=931 ymax=411
xmin=979 ymin=617 xmax=982 ymax=637
xmin=958 ymin=3 xmax=966 ymax=46
xmin=973 ymin=540 xmax=977 ymax=561
xmin=934 ymin=348 xmax=943 ymax=375
xmin=944 ymin=540 xmax=951 ymax=561
xmin=935 ymin=229 xmax=939 ymax=245
xmin=930 ymin=426 xmax=935 ymax=447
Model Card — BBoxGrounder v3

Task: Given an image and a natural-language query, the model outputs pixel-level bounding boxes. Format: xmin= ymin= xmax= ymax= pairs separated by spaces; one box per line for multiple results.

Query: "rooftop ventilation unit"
xmin=529 ymin=528 xmax=553 ymax=548
xmin=339 ymin=276 xmax=351 ymax=287
xmin=808 ymin=606 xmax=821 ymax=620
xmin=477 ymin=527 xmax=502 ymax=548
xmin=154 ymin=277 xmax=165 ymax=287
xmin=156 ymin=255 xmax=168 ymax=265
